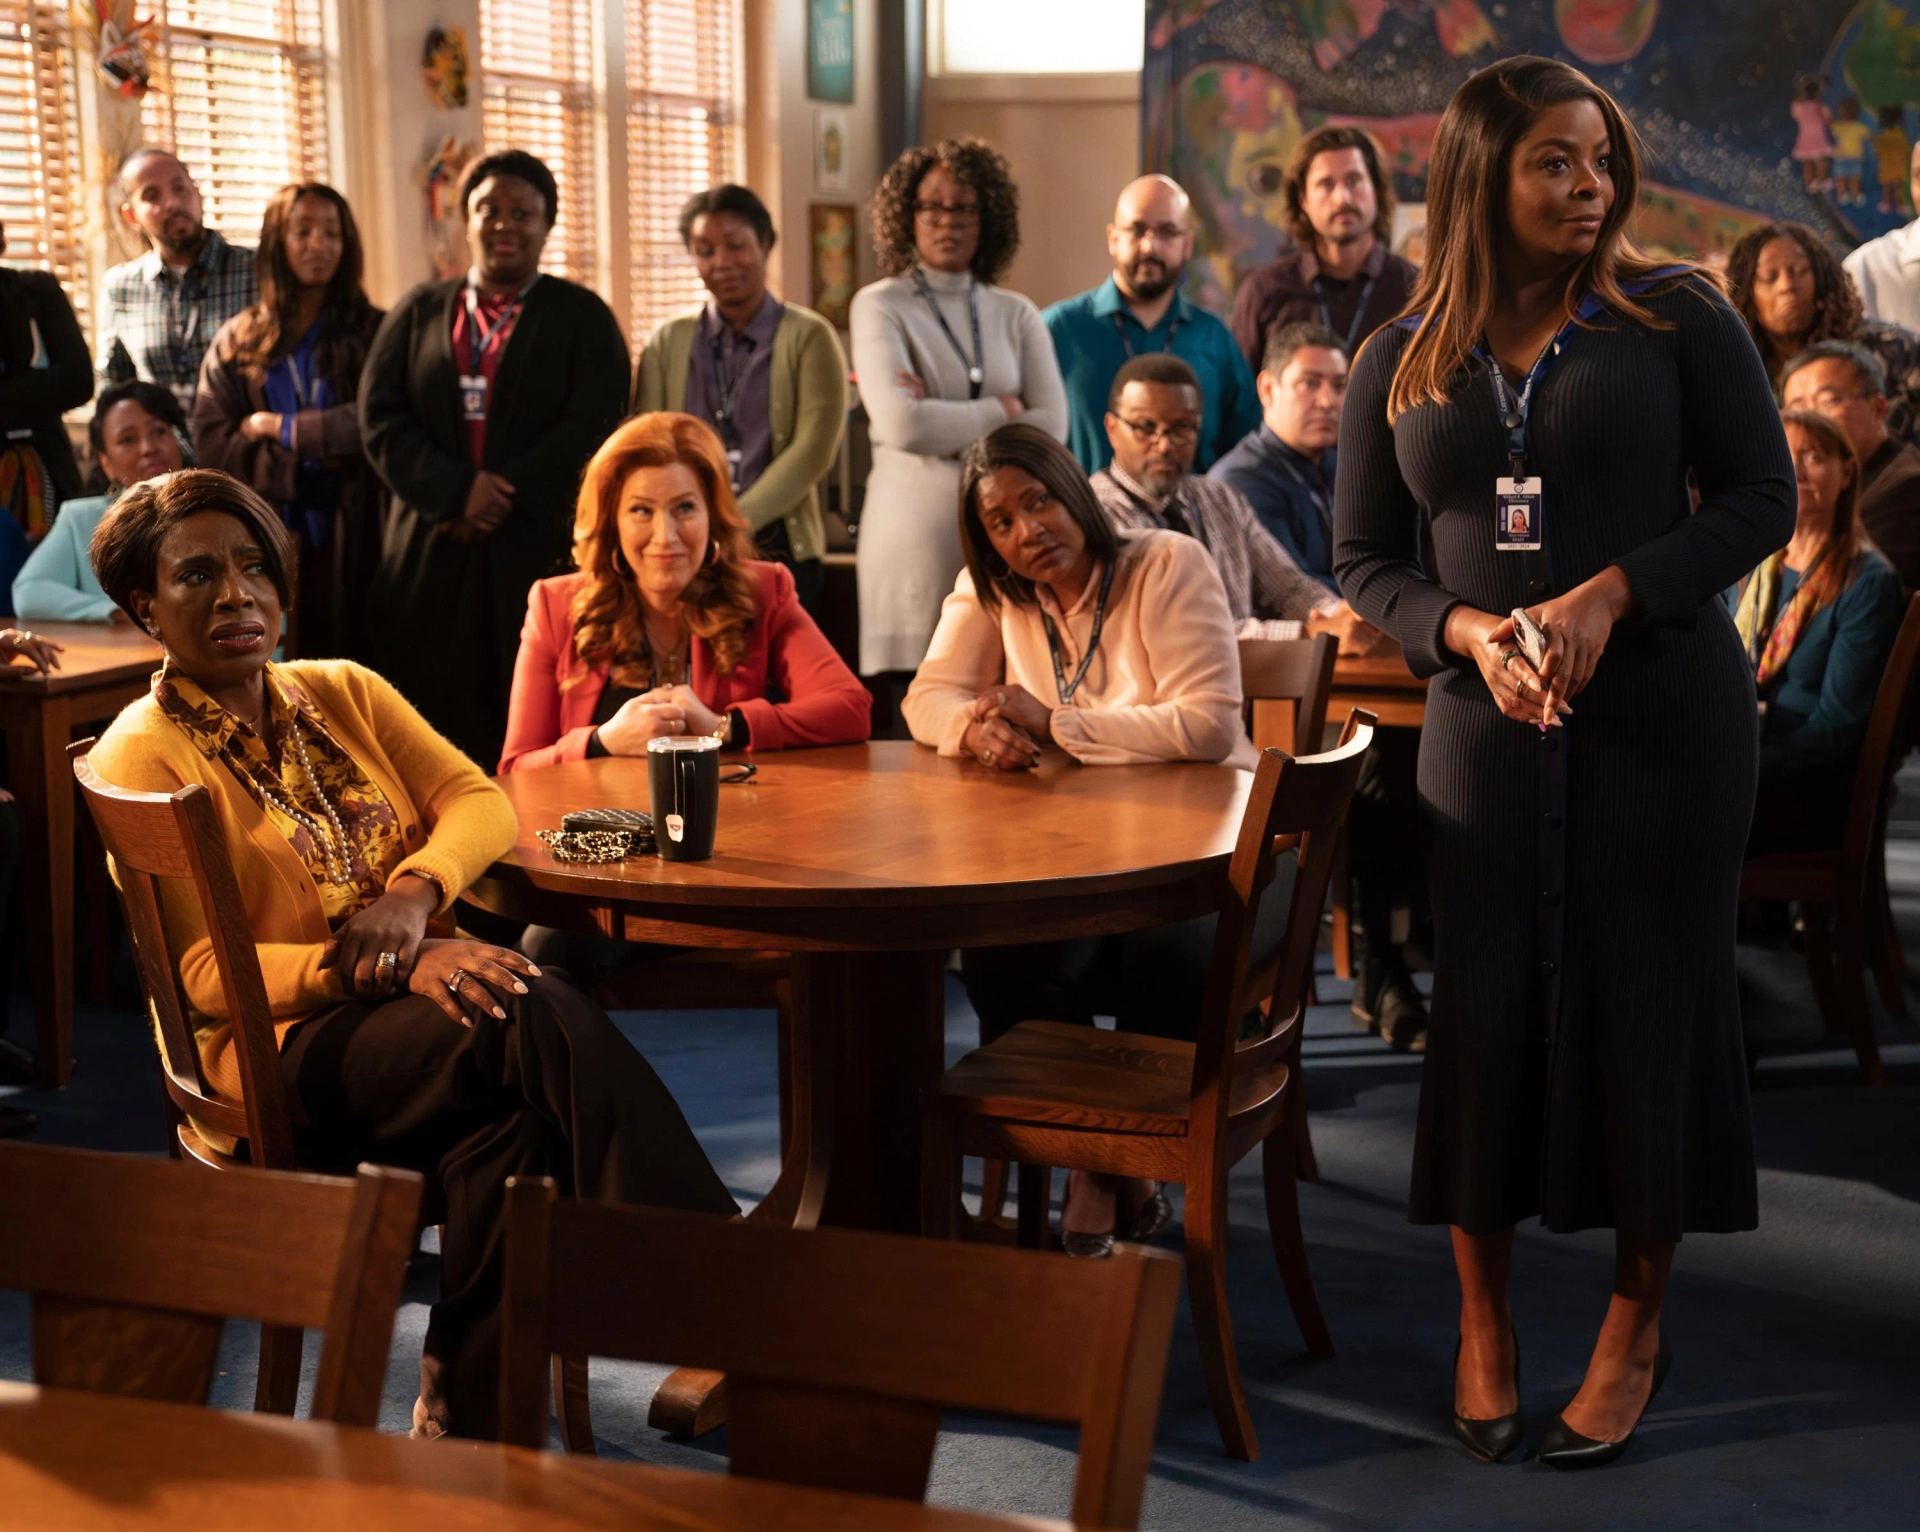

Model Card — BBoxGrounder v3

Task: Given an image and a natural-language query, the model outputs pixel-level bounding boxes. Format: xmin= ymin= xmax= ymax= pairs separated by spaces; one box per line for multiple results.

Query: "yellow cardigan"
xmin=90 ymin=659 xmax=518 ymax=1099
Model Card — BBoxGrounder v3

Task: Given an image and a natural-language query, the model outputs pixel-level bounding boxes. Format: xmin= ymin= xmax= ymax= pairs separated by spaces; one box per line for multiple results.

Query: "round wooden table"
xmin=472 ymin=741 xmax=1250 ymax=1235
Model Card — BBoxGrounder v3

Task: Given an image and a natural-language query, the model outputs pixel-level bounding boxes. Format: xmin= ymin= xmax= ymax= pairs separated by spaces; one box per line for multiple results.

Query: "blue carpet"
xmin=2 ymin=949 xmax=1917 ymax=1529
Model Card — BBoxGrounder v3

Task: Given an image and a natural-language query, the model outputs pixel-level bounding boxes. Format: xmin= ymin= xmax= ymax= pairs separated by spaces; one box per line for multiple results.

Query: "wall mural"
xmin=1143 ymin=0 xmax=1920 ymax=314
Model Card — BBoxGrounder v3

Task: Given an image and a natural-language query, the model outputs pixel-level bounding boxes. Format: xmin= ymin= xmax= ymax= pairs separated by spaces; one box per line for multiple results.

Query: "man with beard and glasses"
xmin=1230 ymin=126 xmax=1416 ymax=380
xmin=1090 ymin=353 xmax=1379 ymax=657
xmin=96 ymin=149 xmax=257 ymax=413
xmin=1045 ymin=174 xmax=1258 ymax=474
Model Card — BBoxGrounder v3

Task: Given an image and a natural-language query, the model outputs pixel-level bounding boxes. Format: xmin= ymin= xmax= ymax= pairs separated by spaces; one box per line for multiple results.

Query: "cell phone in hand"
xmin=1509 ymin=608 xmax=1548 ymax=671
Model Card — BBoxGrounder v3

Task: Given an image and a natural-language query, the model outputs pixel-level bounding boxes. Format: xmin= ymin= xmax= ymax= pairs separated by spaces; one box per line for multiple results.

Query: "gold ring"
xmin=375 ymin=950 xmax=398 ymax=981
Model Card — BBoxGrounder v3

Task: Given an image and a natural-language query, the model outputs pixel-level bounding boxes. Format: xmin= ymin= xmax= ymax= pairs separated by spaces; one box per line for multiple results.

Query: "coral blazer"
xmin=499 ymin=561 xmax=871 ymax=773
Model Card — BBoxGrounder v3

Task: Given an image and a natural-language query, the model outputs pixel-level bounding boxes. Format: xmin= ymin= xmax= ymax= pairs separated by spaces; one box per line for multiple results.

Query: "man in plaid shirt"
xmin=95 ymin=149 xmax=256 ymax=412
xmin=1091 ymin=351 xmax=1381 ymax=650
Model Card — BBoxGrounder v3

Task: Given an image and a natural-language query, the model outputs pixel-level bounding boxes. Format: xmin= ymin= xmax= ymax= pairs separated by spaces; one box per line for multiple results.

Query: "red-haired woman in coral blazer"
xmin=499 ymin=411 xmax=869 ymax=775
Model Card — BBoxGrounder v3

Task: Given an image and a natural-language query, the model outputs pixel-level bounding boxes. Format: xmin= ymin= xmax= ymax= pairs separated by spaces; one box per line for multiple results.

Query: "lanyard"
xmin=279 ymin=346 xmax=318 ymax=412
xmin=1040 ymin=557 xmax=1118 ymax=706
xmin=463 ymin=274 xmax=539 ymax=373
xmin=1314 ymin=272 xmax=1378 ymax=354
xmin=1479 ymin=323 xmax=1571 ymax=477
xmin=1109 ymin=309 xmax=1183 ymax=360
xmin=1272 ymin=447 xmax=1330 ymax=530
xmin=710 ymin=330 xmax=750 ymax=432
xmin=911 ymin=268 xmax=984 ymax=398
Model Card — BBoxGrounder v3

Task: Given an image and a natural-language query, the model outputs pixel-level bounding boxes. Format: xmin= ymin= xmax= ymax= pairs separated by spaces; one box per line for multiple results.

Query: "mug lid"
xmin=646 ymin=734 xmax=722 ymax=753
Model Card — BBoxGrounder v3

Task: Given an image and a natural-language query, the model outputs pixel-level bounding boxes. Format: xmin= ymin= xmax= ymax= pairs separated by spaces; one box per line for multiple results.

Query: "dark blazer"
xmin=359 ymin=275 xmax=630 ymax=767
xmin=1208 ymin=424 xmax=1339 ymax=592
xmin=0 ymin=268 xmax=92 ymax=503
xmin=192 ymin=304 xmax=386 ymax=661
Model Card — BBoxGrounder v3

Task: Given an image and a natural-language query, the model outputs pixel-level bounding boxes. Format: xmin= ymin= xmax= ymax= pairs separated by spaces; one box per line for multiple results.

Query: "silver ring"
xmin=445 ymin=967 xmax=469 ymax=994
xmin=1499 ymin=648 xmax=1522 ymax=670
xmin=983 ymin=749 xmax=995 ymax=764
xmin=375 ymin=950 xmax=398 ymax=981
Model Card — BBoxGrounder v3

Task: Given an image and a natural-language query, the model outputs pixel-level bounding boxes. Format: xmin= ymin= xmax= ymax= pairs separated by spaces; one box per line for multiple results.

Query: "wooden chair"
xmin=923 ymin=715 xmax=1377 ymax=1462
xmin=1742 ymin=593 xmax=1920 ymax=1086
xmin=0 ymin=1140 xmax=419 ymax=1425
xmin=69 ymin=743 xmax=452 ymax=1416
xmin=499 ymin=1181 xmax=1181 ymax=1531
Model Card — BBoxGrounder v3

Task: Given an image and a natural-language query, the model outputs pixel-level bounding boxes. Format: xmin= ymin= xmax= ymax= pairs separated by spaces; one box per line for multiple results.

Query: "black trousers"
xmin=1345 ymin=725 xmax=1427 ymax=954
xmin=278 ymin=974 xmax=737 ymax=1439
xmin=962 ymin=856 xmax=1296 ymax=1046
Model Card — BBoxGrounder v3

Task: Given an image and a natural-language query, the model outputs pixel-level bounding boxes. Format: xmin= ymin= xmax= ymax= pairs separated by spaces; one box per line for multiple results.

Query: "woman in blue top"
xmin=192 ymin=182 xmax=384 ymax=660
xmin=1737 ymin=409 xmax=1906 ymax=853
xmin=11 ymin=379 xmax=186 ymax=622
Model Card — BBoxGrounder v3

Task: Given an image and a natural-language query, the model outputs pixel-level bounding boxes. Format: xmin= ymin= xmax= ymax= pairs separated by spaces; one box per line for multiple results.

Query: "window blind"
xmin=479 ymin=0 xmax=597 ymax=288
xmin=0 ymin=2 xmax=87 ymax=325
xmin=626 ymin=0 xmax=741 ymax=346
xmin=140 ymin=0 xmax=331 ymax=243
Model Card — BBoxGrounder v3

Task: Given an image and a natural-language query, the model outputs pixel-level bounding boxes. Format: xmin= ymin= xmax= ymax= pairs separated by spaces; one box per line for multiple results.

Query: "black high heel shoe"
xmin=1451 ymin=1333 xmax=1523 ymax=1463
xmin=1536 ymin=1338 xmax=1671 ymax=1470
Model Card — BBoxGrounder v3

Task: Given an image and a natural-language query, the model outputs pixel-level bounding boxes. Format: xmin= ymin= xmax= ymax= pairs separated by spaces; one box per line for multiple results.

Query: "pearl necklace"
xmin=253 ymin=718 xmax=355 ymax=886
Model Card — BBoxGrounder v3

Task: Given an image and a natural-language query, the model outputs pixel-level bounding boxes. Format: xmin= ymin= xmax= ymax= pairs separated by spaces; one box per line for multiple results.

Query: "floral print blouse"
xmin=153 ymin=660 xmax=410 ymax=926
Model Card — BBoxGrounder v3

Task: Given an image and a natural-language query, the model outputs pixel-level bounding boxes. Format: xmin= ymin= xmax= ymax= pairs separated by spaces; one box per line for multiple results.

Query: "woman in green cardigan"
xmin=631 ymin=184 xmax=848 ymax=610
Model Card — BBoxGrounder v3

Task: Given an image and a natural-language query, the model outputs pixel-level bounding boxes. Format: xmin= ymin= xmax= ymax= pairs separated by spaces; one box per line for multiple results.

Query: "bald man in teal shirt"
xmin=1044 ymin=175 xmax=1259 ymax=475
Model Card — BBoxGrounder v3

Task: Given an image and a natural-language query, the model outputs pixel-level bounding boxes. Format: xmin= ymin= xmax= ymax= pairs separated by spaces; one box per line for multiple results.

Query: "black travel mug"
xmin=646 ymin=736 xmax=721 ymax=861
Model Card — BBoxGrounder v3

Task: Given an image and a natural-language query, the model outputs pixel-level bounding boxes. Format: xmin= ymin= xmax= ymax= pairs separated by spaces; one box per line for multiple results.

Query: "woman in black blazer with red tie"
xmin=360 ymin=151 xmax=629 ymax=768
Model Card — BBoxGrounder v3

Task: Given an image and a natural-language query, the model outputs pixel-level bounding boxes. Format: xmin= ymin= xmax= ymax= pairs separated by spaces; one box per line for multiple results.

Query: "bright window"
xmin=479 ymin=0 xmax=599 ymax=287
xmin=929 ymin=0 xmax=1144 ymax=75
xmin=140 ymin=0 xmax=332 ymax=243
xmin=0 ymin=3 xmax=88 ymax=323
xmin=626 ymin=0 xmax=741 ymax=347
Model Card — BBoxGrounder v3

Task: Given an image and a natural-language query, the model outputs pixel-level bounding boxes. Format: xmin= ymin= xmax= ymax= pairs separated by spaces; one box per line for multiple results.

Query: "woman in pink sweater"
xmin=905 ymin=422 xmax=1273 ymax=1257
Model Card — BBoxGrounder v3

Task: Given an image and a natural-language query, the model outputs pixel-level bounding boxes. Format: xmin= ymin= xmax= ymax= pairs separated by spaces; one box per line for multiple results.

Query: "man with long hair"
xmin=1229 ymin=125 xmax=1416 ymax=381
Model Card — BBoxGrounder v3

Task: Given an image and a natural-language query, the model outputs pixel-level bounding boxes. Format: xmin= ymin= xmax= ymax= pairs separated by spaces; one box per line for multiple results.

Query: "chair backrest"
xmin=1189 ymin=711 xmax=1376 ymax=1145
xmin=70 ymin=743 xmax=294 ymax=1167
xmin=500 ymin=1183 xmax=1182 ymax=1530
xmin=0 ymin=1141 xmax=420 ymax=1426
xmin=1238 ymin=633 xmax=1337 ymax=756
xmin=1843 ymin=593 xmax=1920 ymax=875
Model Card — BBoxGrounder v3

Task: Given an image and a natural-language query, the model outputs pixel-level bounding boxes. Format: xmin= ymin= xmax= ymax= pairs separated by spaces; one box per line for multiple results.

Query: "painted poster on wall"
xmin=1143 ymin=1 xmax=1920 ymax=315
xmin=811 ymin=204 xmax=858 ymax=330
xmin=809 ymin=0 xmax=855 ymax=103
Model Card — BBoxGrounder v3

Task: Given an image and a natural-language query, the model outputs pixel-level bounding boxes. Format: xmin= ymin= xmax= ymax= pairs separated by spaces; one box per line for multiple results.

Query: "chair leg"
xmin=1831 ymin=903 xmax=1890 ymax=1087
xmin=1262 ymin=1130 xmax=1334 ymax=1357
xmin=1800 ymin=901 xmax=1844 ymax=1035
xmin=920 ymin=1109 xmax=962 ymax=1239
xmin=1183 ymin=1170 xmax=1259 ymax=1461
xmin=255 ymin=1324 xmax=303 ymax=1415
xmin=979 ymin=1158 xmax=1010 ymax=1223
xmin=1285 ymin=1026 xmax=1320 ymax=1184
xmin=1865 ymin=855 xmax=1908 ymax=1019
xmin=1015 ymin=1163 xmax=1051 ymax=1249
xmin=1329 ymin=828 xmax=1353 ymax=981
xmin=552 ymin=1354 xmax=595 ymax=1454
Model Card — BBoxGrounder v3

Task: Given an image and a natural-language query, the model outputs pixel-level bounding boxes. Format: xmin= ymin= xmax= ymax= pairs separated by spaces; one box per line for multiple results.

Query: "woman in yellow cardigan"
xmin=86 ymin=469 xmax=736 ymax=1440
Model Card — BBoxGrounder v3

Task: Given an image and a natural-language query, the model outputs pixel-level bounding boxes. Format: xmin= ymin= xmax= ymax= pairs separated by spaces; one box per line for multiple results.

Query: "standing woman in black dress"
xmin=360 ymin=151 xmax=630 ymax=767
xmin=1336 ymin=57 xmax=1793 ymax=1468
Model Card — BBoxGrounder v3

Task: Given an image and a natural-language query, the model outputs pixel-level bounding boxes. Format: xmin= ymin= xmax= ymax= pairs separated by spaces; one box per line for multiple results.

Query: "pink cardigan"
xmin=498 ymin=561 xmax=871 ymax=773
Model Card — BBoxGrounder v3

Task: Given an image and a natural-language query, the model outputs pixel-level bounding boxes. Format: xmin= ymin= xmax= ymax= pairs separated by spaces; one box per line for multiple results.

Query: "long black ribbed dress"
xmin=1334 ymin=275 xmax=1794 ymax=1240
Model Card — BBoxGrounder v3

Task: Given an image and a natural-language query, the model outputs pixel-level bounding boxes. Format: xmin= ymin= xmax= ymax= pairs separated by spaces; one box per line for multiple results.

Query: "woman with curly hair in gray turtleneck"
xmin=850 ymin=136 xmax=1067 ymax=725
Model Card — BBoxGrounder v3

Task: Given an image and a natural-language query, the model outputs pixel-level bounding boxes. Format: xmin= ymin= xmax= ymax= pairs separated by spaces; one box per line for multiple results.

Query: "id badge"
xmin=1495 ymin=476 xmax=1542 ymax=551
xmin=459 ymin=372 xmax=489 ymax=423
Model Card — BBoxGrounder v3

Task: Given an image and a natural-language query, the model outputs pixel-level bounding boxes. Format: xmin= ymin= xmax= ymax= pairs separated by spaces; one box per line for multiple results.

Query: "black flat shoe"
xmin=1451 ymin=1334 xmax=1523 ymax=1463
xmin=1059 ymin=1230 xmax=1115 ymax=1259
xmin=1537 ymin=1339 xmax=1671 ymax=1469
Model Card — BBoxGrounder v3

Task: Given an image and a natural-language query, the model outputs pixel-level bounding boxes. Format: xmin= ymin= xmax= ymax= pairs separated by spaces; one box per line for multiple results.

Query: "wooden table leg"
xmin=647 ymin=947 xmax=943 ymax=1440
xmin=3 ymin=694 xmax=74 ymax=1088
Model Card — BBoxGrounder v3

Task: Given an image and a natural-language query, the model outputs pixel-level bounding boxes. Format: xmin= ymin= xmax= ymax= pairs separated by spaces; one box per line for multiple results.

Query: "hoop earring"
xmin=704 ymin=539 xmax=718 ymax=568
